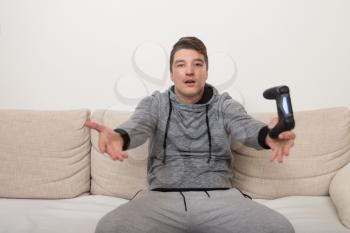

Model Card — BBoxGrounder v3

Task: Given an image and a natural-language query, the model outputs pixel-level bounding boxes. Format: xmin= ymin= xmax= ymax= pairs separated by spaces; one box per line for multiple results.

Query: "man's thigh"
xmin=95 ymin=189 xmax=295 ymax=233
xmin=188 ymin=189 xmax=294 ymax=233
xmin=95 ymin=190 xmax=189 ymax=233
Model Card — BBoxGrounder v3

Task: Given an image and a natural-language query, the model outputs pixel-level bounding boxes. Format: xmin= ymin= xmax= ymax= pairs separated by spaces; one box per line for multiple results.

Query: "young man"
xmin=85 ymin=37 xmax=296 ymax=233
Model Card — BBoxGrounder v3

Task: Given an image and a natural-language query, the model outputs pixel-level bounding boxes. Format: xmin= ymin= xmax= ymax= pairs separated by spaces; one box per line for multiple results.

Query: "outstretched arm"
xmin=85 ymin=120 xmax=128 ymax=161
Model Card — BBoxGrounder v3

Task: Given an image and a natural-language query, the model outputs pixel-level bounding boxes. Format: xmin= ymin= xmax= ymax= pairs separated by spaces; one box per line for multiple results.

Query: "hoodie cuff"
xmin=258 ymin=126 xmax=271 ymax=149
xmin=113 ymin=128 xmax=130 ymax=151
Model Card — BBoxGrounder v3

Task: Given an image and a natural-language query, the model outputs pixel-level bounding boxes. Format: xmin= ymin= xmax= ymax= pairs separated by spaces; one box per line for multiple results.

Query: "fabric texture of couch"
xmin=0 ymin=107 xmax=349 ymax=233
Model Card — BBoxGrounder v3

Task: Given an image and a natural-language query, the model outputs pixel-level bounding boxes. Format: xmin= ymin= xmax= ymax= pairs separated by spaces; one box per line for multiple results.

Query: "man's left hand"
xmin=265 ymin=117 xmax=296 ymax=163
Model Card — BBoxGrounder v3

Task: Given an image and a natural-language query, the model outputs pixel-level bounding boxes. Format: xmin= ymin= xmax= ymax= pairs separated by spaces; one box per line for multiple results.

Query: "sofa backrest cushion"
xmin=0 ymin=109 xmax=91 ymax=198
xmin=90 ymin=110 xmax=148 ymax=199
xmin=231 ymin=107 xmax=350 ymax=198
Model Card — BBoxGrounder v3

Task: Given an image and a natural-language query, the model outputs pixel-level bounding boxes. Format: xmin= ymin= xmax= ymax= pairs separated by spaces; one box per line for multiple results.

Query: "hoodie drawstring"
xmin=205 ymin=105 xmax=212 ymax=163
xmin=163 ymin=92 xmax=212 ymax=164
xmin=162 ymin=92 xmax=173 ymax=164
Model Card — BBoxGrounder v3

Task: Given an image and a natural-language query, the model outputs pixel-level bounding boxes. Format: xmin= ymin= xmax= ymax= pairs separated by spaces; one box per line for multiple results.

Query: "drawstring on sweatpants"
xmin=130 ymin=189 xmax=143 ymax=201
xmin=236 ymin=187 xmax=252 ymax=200
xmin=178 ymin=191 xmax=212 ymax=212
xmin=179 ymin=192 xmax=187 ymax=211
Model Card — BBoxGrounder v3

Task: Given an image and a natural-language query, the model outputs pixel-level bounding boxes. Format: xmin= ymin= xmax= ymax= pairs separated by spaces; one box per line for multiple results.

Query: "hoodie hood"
xmin=168 ymin=83 xmax=218 ymax=110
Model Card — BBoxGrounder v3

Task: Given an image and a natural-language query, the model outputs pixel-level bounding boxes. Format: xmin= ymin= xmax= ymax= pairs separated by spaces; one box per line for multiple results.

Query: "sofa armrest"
xmin=330 ymin=163 xmax=350 ymax=228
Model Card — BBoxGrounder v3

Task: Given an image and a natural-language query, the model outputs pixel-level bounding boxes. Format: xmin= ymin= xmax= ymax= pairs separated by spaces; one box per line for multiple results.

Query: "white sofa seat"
xmin=0 ymin=195 xmax=349 ymax=233
xmin=256 ymin=196 xmax=350 ymax=233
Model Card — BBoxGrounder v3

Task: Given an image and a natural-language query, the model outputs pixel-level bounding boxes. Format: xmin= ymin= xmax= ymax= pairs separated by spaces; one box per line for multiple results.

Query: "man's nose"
xmin=185 ymin=65 xmax=194 ymax=76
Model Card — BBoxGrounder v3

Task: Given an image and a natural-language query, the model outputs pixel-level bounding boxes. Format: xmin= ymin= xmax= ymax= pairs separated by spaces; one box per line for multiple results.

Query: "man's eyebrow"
xmin=174 ymin=59 xmax=185 ymax=64
xmin=174 ymin=58 xmax=204 ymax=64
xmin=193 ymin=58 xmax=204 ymax=63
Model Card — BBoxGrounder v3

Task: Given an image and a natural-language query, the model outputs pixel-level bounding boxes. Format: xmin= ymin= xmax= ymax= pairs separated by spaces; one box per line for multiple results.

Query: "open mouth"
xmin=184 ymin=80 xmax=196 ymax=85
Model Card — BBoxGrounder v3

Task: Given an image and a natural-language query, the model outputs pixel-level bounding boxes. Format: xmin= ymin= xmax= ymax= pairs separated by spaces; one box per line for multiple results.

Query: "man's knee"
xmin=271 ymin=221 xmax=295 ymax=233
xmin=267 ymin=214 xmax=295 ymax=233
xmin=248 ymin=202 xmax=295 ymax=233
xmin=238 ymin=207 xmax=295 ymax=233
xmin=95 ymin=218 xmax=115 ymax=233
xmin=95 ymin=219 xmax=108 ymax=233
xmin=95 ymin=212 xmax=125 ymax=233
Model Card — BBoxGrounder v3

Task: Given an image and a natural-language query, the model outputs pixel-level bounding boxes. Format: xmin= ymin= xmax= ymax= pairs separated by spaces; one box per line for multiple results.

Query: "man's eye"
xmin=177 ymin=64 xmax=184 ymax=67
xmin=195 ymin=63 xmax=203 ymax=67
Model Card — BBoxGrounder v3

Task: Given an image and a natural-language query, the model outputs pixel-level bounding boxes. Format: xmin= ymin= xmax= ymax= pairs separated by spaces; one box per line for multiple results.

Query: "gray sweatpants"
xmin=95 ymin=188 xmax=295 ymax=233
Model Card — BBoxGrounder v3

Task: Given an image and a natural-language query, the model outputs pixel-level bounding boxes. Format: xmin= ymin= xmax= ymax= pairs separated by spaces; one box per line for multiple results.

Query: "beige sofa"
xmin=0 ymin=107 xmax=349 ymax=233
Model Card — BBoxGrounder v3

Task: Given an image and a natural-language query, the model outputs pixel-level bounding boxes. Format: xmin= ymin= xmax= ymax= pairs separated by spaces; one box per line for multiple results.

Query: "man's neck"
xmin=174 ymin=88 xmax=205 ymax=104
xmin=171 ymin=85 xmax=213 ymax=104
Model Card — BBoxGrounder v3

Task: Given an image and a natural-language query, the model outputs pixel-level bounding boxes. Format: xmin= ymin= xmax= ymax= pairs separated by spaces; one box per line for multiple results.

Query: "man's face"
xmin=170 ymin=49 xmax=208 ymax=104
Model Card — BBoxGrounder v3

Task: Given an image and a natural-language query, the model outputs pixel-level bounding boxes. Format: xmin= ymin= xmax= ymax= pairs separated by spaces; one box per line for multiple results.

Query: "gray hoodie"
xmin=116 ymin=83 xmax=268 ymax=190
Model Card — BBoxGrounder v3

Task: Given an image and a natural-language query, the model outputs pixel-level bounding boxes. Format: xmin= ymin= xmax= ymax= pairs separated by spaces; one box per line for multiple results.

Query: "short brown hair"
xmin=170 ymin=37 xmax=208 ymax=72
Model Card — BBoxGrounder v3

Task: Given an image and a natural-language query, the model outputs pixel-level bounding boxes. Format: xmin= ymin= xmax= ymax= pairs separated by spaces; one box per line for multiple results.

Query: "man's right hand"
xmin=84 ymin=120 xmax=128 ymax=161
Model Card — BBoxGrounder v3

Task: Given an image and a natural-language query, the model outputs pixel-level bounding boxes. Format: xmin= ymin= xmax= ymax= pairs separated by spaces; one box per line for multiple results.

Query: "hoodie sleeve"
xmin=222 ymin=94 xmax=268 ymax=150
xmin=114 ymin=91 xmax=160 ymax=150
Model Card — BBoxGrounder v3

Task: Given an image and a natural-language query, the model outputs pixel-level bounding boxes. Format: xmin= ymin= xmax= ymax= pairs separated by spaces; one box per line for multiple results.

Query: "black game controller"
xmin=263 ymin=85 xmax=295 ymax=139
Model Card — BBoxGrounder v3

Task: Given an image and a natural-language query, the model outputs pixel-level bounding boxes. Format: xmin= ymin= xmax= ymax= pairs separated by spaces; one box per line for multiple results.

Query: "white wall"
xmin=0 ymin=0 xmax=349 ymax=113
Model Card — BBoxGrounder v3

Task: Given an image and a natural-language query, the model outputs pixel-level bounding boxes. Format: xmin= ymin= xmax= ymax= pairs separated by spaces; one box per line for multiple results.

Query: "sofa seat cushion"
xmin=256 ymin=196 xmax=350 ymax=233
xmin=0 ymin=195 xmax=127 ymax=233
xmin=0 ymin=109 xmax=91 ymax=198
xmin=0 ymin=195 xmax=349 ymax=233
